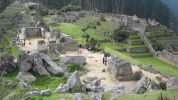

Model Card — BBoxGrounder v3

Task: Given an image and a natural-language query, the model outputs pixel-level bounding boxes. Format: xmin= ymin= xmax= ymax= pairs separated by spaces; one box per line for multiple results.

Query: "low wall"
xmin=126 ymin=47 xmax=148 ymax=53
xmin=158 ymin=50 xmax=178 ymax=67
xmin=48 ymin=41 xmax=78 ymax=53
xmin=63 ymin=42 xmax=79 ymax=51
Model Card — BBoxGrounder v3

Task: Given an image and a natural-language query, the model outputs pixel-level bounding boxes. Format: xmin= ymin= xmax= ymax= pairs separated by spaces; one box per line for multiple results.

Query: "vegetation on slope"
xmin=45 ymin=16 xmax=178 ymax=76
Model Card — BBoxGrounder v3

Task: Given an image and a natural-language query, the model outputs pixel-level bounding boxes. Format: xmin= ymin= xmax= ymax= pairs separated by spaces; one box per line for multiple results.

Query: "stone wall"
xmin=158 ymin=50 xmax=178 ymax=67
xmin=47 ymin=41 xmax=78 ymax=54
xmin=108 ymin=57 xmax=133 ymax=79
xmin=63 ymin=42 xmax=79 ymax=51
xmin=126 ymin=47 xmax=148 ymax=53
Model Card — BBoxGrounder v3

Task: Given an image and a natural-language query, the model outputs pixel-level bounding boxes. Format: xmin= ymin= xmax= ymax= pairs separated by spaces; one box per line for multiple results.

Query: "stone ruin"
xmin=19 ymin=27 xmax=45 ymax=39
xmin=18 ymin=50 xmax=65 ymax=77
xmin=158 ymin=50 xmax=178 ymax=67
xmin=108 ymin=57 xmax=133 ymax=81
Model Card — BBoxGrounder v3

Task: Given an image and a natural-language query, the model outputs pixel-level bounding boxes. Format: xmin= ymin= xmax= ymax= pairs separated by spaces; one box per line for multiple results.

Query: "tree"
xmin=112 ymin=26 xmax=128 ymax=43
xmin=85 ymin=34 xmax=90 ymax=43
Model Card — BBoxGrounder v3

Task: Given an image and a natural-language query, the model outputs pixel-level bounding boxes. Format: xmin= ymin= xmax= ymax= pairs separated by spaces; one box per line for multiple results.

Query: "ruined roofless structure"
xmin=20 ymin=27 xmax=45 ymax=39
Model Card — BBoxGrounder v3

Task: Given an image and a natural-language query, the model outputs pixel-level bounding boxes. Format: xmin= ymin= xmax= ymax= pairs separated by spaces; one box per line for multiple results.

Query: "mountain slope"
xmin=39 ymin=0 xmax=178 ymax=32
xmin=162 ymin=0 xmax=178 ymax=21
xmin=0 ymin=0 xmax=178 ymax=32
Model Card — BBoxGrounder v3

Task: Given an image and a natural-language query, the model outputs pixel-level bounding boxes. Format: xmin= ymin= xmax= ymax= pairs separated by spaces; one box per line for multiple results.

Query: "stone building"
xmin=108 ymin=57 xmax=133 ymax=79
xmin=19 ymin=27 xmax=45 ymax=39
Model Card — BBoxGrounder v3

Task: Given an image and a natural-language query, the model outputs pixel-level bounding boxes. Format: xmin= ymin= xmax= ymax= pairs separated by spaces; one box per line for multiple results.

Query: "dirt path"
xmin=62 ymin=49 xmax=169 ymax=92
xmin=61 ymin=49 xmax=137 ymax=92
xmin=132 ymin=65 xmax=168 ymax=83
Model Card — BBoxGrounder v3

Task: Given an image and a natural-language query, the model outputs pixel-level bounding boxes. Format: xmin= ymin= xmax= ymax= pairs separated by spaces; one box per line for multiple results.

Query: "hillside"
xmin=162 ymin=0 xmax=178 ymax=21
xmin=38 ymin=0 xmax=178 ymax=32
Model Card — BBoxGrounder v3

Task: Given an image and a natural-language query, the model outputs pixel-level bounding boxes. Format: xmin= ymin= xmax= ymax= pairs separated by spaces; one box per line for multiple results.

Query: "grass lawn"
xmin=51 ymin=23 xmax=106 ymax=44
xmin=104 ymin=47 xmax=178 ymax=76
xmin=44 ymin=16 xmax=178 ymax=76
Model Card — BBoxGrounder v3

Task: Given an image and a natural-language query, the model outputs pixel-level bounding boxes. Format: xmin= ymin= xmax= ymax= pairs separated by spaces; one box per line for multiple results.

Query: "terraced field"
xmin=43 ymin=15 xmax=178 ymax=76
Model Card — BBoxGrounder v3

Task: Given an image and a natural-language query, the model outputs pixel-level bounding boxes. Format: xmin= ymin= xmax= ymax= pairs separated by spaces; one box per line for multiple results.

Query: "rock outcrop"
xmin=108 ymin=57 xmax=133 ymax=80
xmin=55 ymin=83 xmax=69 ymax=93
xmin=133 ymin=76 xmax=159 ymax=94
xmin=61 ymin=56 xmax=86 ymax=65
xmin=17 ymin=51 xmax=65 ymax=76
xmin=166 ymin=77 xmax=178 ymax=90
xmin=0 ymin=53 xmax=16 ymax=74
xmin=16 ymin=72 xmax=36 ymax=82
xmin=67 ymin=71 xmax=82 ymax=89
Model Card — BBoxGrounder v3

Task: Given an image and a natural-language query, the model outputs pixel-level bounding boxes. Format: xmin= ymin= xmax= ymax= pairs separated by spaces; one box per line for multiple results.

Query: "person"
xmin=78 ymin=48 xmax=82 ymax=55
xmin=103 ymin=56 xmax=107 ymax=65
xmin=79 ymin=44 xmax=82 ymax=48
xmin=29 ymin=39 xmax=31 ymax=45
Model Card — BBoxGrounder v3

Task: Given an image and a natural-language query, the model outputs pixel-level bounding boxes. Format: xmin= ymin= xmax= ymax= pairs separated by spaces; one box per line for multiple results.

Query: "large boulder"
xmin=3 ymin=93 xmax=15 ymax=100
xmin=89 ymin=93 xmax=102 ymax=100
xmin=18 ymin=50 xmax=32 ymax=72
xmin=23 ymin=90 xmax=41 ymax=99
xmin=40 ymin=89 xmax=52 ymax=96
xmin=55 ymin=83 xmax=69 ymax=93
xmin=18 ymin=81 xmax=28 ymax=89
xmin=4 ymin=80 xmax=16 ymax=89
xmin=16 ymin=72 xmax=36 ymax=82
xmin=33 ymin=53 xmax=64 ymax=76
xmin=108 ymin=57 xmax=133 ymax=79
xmin=32 ymin=59 xmax=50 ymax=76
xmin=73 ymin=93 xmax=82 ymax=100
xmin=19 ymin=60 xmax=32 ymax=72
xmin=61 ymin=56 xmax=86 ymax=65
xmin=133 ymin=76 xmax=159 ymax=94
xmin=166 ymin=77 xmax=178 ymax=90
xmin=83 ymin=76 xmax=97 ymax=83
xmin=67 ymin=71 xmax=82 ymax=89
xmin=0 ymin=53 xmax=16 ymax=74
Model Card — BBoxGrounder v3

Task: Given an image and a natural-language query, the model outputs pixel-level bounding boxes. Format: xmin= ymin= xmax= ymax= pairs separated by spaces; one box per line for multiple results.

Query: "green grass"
xmin=11 ymin=44 xmax=19 ymax=58
xmin=58 ymin=22 xmax=178 ymax=76
xmin=51 ymin=23 xmax=106 ymax=44
xmin=45 ymin=16 xmax=178 ymax=76
xmin=104 ymin=48 xmax=178 ymax=76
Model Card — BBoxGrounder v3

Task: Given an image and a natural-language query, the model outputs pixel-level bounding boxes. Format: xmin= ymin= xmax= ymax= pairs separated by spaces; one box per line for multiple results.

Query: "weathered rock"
xmin=85 ymin=83 xmax=104 ymax=92
xmin=92 ymin=79 xmax=101 ymax=86
xmin=73 ymin=93 xmax=82 ymax=100
xmin=4 ymin=80 xmax=16 ymax=89
xmin=23 ymin=90 xmax=41 ymax=99
xmin=0 ymin=53 xmax=16 ymax=74
xmin=18 ymin=51 xmax=40 ymax=74
xmin=67 ymin=71 xmax=82 ymax=89
xmin=55 ymin=83 xmax=69 ymax=93
xmin=3 ymin=93 xmax=15 ymax=100
xmin=89 ymin=93 xmax=102 ymax=100
xmin=108 ymin=57 xmax=133 ymax=79
xmin=112 ymin=85 xmax=125 ymax=94
xmin=61 ymin=56 xmax=86 ymax=65
xmin=33 ymin=59 xmax=50 ymax=76
xmin=166 ymin=77 xmax=178 ymax=90
xmin=133 ymin=76 xmax=159 ymax=94
xmin=18 ymin=81 xmax=28 ymax=89
xmin=16 ymin=72 xmax=36 ymax=82
xmin=33 ymin=53 xmax=64 ymax=75
xmin=40 ymin=89 xmax=52 ymax=96
xmin=19 ymin=60 xmax=32 ymax=72
xmin=85 ymin=84 xmax=96 ymax=91
xmin=83 ymin=76 xmax=97 ymax=83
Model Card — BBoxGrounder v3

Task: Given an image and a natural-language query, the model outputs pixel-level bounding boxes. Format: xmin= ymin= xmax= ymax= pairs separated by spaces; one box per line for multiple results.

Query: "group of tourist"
xmin=78 ymin=44 xmax=110 ymax=66
xmin=103 ymin=52 xmax=109 ymax=65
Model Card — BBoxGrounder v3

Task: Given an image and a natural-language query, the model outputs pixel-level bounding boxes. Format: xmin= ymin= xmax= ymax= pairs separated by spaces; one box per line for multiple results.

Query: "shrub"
xmin=60 ymin=5 xmax=81 ymax=12
xmin=100 ymin=15 xmax=106 ymax=21
xmin=67 ymin=64 xmax=81 ymax=72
